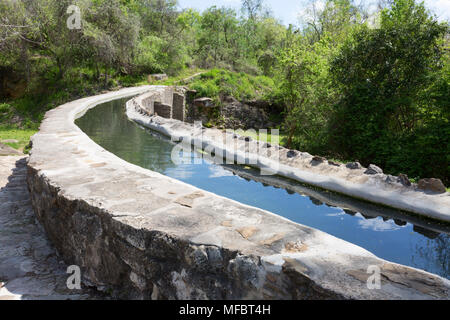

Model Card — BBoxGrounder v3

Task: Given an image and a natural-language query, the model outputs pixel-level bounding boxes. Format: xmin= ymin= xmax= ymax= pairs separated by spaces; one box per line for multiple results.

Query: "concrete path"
xmin=0 ymin=156 xmax=103 ymax=300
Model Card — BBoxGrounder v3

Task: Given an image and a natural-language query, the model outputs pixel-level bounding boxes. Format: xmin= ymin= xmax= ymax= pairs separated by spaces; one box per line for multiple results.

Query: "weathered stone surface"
xmin=172 ymin=92 xmax=185 ymax=122
xmin=236 ymin=227 xmax=259 ymax=239
xmin=346 ymin=162 xmax=363 ymax=170
xmin=154 ymin=102 xmax=172 ymax=119
xmin=398 ymin=174 xmax=412 ymax=187
xmin=218 ymin=99 xmax=272 ymax=130
xmin=26 ymin=87 xmax=450 ymax=300
xmin=328 ymin=160 xmax=341 ymax=167
xmin=193 ymin=97 xmax=214 ymax=108
xmin=364 ymin=164 xmax=383 ymax=175
xmin=130 ymin=90 xmax=450 ymax=222
xmin=418 ymin=179 xmax=446 ymax=194
xmin=311 ymin=156 xmax=326 ymax=166
xmin=283 ymin=242 xmax=308 ymax=253
xmin=175 ymin=191 xmax=205 ymax=208
xmin=287 ymin=150 xmax=299 ymax=158
xmin=0 ymin=156 xmax=103 ymax=300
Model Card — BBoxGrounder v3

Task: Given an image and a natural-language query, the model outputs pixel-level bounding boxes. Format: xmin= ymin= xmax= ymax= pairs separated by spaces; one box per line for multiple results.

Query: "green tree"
xmin=329 ymin=0 xmax=448 ymax=181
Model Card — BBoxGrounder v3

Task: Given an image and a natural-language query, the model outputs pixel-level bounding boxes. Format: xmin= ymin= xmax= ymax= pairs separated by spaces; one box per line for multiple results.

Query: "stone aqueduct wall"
xmin=135 ymin=86 xmax=185 ymax=122
xmin=26 ymin=87 xmax=450 ymax=300
xmin=130 ymin=89 xmax=450 ymax=223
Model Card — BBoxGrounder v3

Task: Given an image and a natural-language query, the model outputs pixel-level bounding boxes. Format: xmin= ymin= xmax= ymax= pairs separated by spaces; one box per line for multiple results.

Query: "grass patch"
xmin=157 ymin=68 xmax=207 ymax=85
xmin=187 ymin=68 xmax=276 ymax=103
xmin=235 ymin=129 xmax=287 ymax=146
xmin=0 ymin=128 xmax=37 ymax=153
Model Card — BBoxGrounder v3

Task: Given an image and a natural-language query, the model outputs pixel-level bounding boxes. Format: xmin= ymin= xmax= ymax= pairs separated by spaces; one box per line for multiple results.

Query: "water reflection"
xmin=76 ymin=98 xmax=450 ymax=279
xmin=357 ymin=216 xmax=404 ymax=232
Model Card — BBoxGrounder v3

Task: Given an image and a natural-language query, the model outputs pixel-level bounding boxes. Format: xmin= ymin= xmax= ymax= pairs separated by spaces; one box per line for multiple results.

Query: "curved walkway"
xmin=24 ymin=87 xmax=450 ymax=299
xmin=0 ymin=156 xmax=102 ymax=300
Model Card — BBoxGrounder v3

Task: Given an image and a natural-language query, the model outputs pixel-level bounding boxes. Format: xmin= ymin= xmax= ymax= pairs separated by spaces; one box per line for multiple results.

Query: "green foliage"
xmin=0 ymin=128 xmax=37 ymax=152
xmin=278 ymin=34 xmax=338 ymax=151
xmin=274 ymin=0 xmax=449 ymax=183
xmin=188 ymin=69 xmax=276 ymax=103
xmin=329 ymin=0 xmax=449 ymax=183
xmin=0 ymin=0 xmax=448 ymax=184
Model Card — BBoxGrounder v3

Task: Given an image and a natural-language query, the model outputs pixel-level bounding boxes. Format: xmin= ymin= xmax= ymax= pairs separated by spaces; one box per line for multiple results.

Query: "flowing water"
xmin=76 ymin=98 xmax=450 ymax=279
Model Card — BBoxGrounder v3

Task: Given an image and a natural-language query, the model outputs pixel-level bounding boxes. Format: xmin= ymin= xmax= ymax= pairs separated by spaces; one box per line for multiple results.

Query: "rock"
xmin=239 ymin=136 xmax=252 ymax=142
xmin=397 ymin=174 xmax=412 ymax=187
xmin=287 ymin=150 xmax=299 ymax=158
xmin=346 ymin=162 xmax=362 ymax=170
xmin=217 ymin=99 xmax=271 ymax=130
xmin=223 ymin=95 xmax=238 ymax=104
xmin=262 ymin=143 xmax=272 ymax=148
xmin=193 ymin=97 xmax=214 ymax=108
xmin=244 ymin=99 xmax=271 ymax=110
xmin=149 ymin=73 xmax=168 ymax=81
xmin=418 ymin=178 xmax=446 ymax=194
xmin=364 ymin=164 xmax=383 ymax=175
xmin=299 ymin=152 xmax=312 ymax=159
xmin=385 ymin=175 xmax=397 ymax=184
xmin=328 ymin=160 xmax=341 ymax=167
xmin=284 ymin=242 xmax=308 ymax=253
xmin=311 ymin=156 xmax=326 ymax=163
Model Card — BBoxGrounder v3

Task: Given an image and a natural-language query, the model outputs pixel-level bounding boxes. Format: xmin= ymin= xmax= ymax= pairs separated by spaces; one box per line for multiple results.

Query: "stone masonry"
xmin=24 ymin=87 xmax=450 ymax=300
xmin=172 ymin=92 xmax=186 ymax=122
xmin=0 ymin=156 xmax=103 ymax=300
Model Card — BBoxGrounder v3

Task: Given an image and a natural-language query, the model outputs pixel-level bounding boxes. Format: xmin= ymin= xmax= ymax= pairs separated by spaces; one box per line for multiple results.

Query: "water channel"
xmin=76 ymin=98 xmax=450 ymax=279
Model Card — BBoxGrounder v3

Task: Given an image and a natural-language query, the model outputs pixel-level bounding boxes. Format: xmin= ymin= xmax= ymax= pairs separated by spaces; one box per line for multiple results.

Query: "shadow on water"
xmin=76 ymin=98 xmax=450 ymax=279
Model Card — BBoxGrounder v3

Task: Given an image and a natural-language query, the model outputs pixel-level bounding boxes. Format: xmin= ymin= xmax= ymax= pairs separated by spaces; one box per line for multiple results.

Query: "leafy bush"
xmin=189 ymin=69 xmax=276 ymax=102
xmin=328 ymin=0 xmax=449 ymax=183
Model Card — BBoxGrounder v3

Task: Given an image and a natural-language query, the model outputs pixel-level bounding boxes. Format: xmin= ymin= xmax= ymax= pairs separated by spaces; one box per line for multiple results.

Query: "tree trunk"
xmin=104 ymin=67 xmax=108 ymax=88
xmin=287 ymin=123 xmax=296 ymax=150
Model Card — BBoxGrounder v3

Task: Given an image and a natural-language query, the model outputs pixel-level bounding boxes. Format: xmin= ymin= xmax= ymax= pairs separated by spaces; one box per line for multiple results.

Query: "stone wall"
xmin=172 ymin=92 xmax=185 ymax=122
xmin=28 ymin=164 xmax=308 ymax=300
xmin=26 ymin=87 xmax=450 ymax=300
xmin=162 ymin=86 xmax=174 ymax=106
xmin=154 ymin=102 xmax=172 ymax=119
xmin=130 ymin=92 xmax=450 ymax=223
xmin=141 ymin=94 xmax=158 ymax=114
xmin=134 ymin=86 xmax=186 ymax=121
xmin=134 ymin=91 xmax=160 ymax=115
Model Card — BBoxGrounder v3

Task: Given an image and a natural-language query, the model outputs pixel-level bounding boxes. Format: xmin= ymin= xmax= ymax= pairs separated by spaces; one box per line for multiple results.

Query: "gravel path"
xmin=0 ymin=156 xmax=103 ymax=300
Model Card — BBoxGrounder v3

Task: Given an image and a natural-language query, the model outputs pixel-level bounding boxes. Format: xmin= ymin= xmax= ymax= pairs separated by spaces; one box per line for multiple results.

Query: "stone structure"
xmin=0 ymin=156 xmax=103 ymax=300
xmin=132 ymin=86 xmax=185 ymax=121
xmin=193 ymin=97 xmax=214 ymax=108
xmin=129 ymin=89 xmax=450 ymax=223
xmin=172 ymin=92 xmax=186 ymax=122
xmin=418 ymin=178 xmax=447 ymax=194
xmin=25 ymin=87 xmax=450 ymax=300
xmin=154 ymin=102 xmax=172 ymax=119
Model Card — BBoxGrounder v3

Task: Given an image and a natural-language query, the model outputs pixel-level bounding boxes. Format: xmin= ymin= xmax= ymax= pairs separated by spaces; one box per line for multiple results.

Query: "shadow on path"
xmin=0 ymin=156 xmax=104 ymax=300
